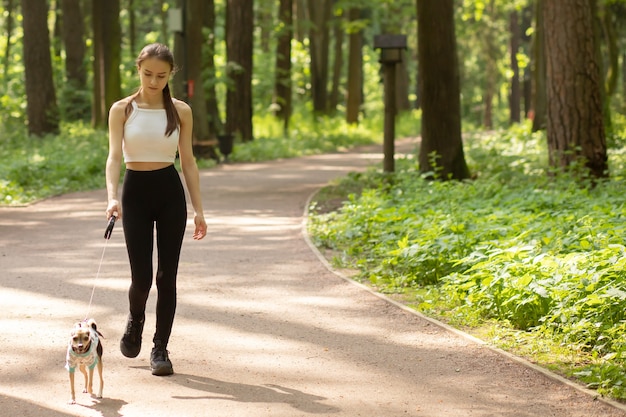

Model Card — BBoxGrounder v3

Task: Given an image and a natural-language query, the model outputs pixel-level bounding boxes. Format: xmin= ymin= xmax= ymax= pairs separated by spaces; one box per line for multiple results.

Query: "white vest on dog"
xmin=65 ymin=330 xmax=100 ymax=373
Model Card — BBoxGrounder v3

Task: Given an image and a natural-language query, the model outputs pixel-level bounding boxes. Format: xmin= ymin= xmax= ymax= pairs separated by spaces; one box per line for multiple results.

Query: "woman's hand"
xmin=106 ymin=199 xmax=121 ymax=221
xmin=193 ymin=213 xmax=207 ymax=240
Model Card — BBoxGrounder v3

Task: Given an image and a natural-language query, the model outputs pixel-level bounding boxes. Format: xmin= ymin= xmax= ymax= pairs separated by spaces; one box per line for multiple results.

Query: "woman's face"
xmin=138 ymin=57 xmax=171 ymax=97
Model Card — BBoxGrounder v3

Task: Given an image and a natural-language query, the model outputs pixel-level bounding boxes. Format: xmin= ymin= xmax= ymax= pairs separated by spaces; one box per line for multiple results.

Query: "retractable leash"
xmin=84 ymin=215 xmax=117 ymax=320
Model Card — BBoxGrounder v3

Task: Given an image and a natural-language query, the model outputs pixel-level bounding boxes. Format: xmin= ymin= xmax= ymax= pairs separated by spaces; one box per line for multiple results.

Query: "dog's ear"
xmin=86 ymin=318 xmax=98 ymax=331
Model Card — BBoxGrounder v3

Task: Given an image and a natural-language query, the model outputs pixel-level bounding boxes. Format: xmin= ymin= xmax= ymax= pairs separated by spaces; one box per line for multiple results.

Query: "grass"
xmin=307 ymin=118 xmax=626 ymax=401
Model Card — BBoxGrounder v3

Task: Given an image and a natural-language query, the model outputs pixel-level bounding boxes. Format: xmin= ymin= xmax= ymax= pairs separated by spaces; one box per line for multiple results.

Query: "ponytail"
xmin=162 ymin=84 xmax=181 ymax=137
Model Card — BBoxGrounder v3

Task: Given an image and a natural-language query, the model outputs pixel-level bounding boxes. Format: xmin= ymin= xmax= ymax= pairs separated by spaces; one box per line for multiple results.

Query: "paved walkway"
xmin=1 ymin=139 xmax=625 ymax=416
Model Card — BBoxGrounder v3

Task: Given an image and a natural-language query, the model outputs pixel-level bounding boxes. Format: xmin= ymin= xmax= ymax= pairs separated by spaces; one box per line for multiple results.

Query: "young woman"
xmin=105 ymin=43 xmax=207 ymax=376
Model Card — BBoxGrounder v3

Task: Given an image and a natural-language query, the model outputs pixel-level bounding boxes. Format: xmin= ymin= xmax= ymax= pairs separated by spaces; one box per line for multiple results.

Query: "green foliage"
xmin=0 ymin=123 xmax=109 ymax=205
xmin=308 ymin=122 xmax=626 ymax=400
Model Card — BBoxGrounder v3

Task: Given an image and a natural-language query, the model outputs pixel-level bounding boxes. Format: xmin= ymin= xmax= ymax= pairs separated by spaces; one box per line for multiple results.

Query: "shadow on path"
xmin=169 ymin=373 xmax=340 ymax=414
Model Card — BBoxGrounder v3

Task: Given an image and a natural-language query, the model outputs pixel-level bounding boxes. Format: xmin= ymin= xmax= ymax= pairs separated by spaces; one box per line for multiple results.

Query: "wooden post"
xmin=374 ymin=34 xmax=406 ymax=174
xmin=383 ymin=62 xmax=396 ymax=173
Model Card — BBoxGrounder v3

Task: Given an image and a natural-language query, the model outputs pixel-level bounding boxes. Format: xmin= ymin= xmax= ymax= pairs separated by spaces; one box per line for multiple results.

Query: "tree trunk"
xmin=186 ymin=0 xmax=210 ymax=144
xmin=61 ymin=0 xmax=88 ymax=120
xmin=329 ymin=7 xmax=343 ymax=112
xmin=92 ymin=0 xmax=121 ymax=128
xmin=520 ymin=5 xmax=533 ymax=118
xmin=531 ymin=0 xmax=547 ymax=131
xmin=21 ymin=0 xmax=59 ymax=136
xmin=294 ymin=0 xmax=307 ymax=43
xmin=172 ymin=0 xmax=185 ymax=100
xmin=416 ymin=0 xmax=469 ymax=180
xmin=204 ymin=0 xmax=223 ymax=136
xmin=159 ymin=0 xmax=168 ymax=47
xmin=346 ymin=8 xmax=362 ymax=125
xmin=226 ymin=0 xmax=254 ymax=141
xmin=52 ymin=0 xmax=62 ymax=57
xmin=128 ymin=0 xmax=136 ymax=56
xmin=273 ymin=0 xmax=293 ymax=132
xmin=482 ymin=0 xmax=496 ymax=129
xmin=308 ymin=0 xmax=332 ymax=114
xmin=509 ymin=10 xmax=521 ymax=124
xmin=543 ymin=0 xmax=607 ymax=178
xmin=257 ymin=2 xmax=272 ymax=53
xmin=3 ymin=0 xmax=13 ymax=86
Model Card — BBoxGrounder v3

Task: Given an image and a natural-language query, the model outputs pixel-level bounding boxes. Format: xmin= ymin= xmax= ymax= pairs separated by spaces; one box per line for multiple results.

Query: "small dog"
xmin=66 ymin=319 xmax=103 ymax=404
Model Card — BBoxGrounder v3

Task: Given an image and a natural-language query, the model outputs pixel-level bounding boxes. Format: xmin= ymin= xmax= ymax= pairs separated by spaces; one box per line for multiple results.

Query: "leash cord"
xmin=84 ymin=239 xmax=108 ymax=320
xmin=84 ymin=215 xmax=116 ymax=320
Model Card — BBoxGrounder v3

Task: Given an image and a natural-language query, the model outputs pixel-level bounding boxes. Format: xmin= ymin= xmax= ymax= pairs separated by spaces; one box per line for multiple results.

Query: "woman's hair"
xmin=125 ymin=43 xmax=181 ymax=137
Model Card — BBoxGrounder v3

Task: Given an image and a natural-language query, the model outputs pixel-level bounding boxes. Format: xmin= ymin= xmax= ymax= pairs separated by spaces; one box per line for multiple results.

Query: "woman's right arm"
xmin=105 ymin=101 xmax=126 ymax=220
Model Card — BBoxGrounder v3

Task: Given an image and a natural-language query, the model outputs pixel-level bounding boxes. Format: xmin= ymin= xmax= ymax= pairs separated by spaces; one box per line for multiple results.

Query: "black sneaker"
xmin=120 ymin=314 xmax=144 ymax=358
xmin=151 ymin=342 xmax=174 ymax=376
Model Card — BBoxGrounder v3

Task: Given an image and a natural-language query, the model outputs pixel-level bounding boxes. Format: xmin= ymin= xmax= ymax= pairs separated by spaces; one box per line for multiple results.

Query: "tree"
xmin=273 ymin=0 xmax=293 ymax=132
xmin=186 ymin=0 xmax=210 ymax=143
xmin=225 ymin=0 xmax=254 ymax=141
xmin=308 ymin=0 xmax=332 ymax=114
xmin=92 ymin=0 xmax=121 ymax=128
xmin=531 ymin=0 xmax=547 ymax=131
xmin=60 ymin=0 xmax=88 ymax=120
xmin=21 ymin=0 xmax=59 ymax=136
xmin=329 ymin=7 xmax=343 ymax=112
xmin=204 ymin=0 xmax=223 ymax=136
xmin=509 ymin=9 xmax=521 ymax=124
xmin=543 ymin=0 xmax=607 ymax=178
xmin=345 ymin=7 xmax=363 ymax=125
xmin=3 ymin=0 xmax=14 ymax=86
xmin=416 ymin=0 xmax=469 ymax=180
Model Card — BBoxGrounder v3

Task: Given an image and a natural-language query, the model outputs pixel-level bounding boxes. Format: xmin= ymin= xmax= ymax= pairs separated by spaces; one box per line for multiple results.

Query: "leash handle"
xmin=104 ymin=215 xmax=117 ymax=240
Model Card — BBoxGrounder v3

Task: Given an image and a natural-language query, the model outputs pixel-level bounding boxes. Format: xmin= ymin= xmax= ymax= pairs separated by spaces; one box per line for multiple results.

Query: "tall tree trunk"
xmin=160 ymin=0 xmax=168 ymax=46
xmin=308 ymin=0 xmax=332 ymax=114
xmin=329 ymin=7 xmax=343 ymax=112
xmin=257 ymin=2 xmax=272 ymax=53
xmin=294 ymin=0 xmax=307 ymax=43
xmin=226 ymin=0 xmax=254 ymax=141
xmin=531 ymin=0 xmax=547 ymax=131
xmin=204 ymin=0 xmax=223 ymax=136
xmin=21 ymin=0 xmax=59 ymax=136
xmin=520 ymin=5 xmax=533 ymax=118
xmin=482 ymin=0 xmax=497 ymax=129
xmin=172 ymin=0 xmax=185 ymax=100
xmin=416 ymin=0 xmax=469 ymax=180
xmin=345 ymin=8 xmax=362 ymax=125
xmin=52 ymin=0 xmax=62 ymax=57
xmin=2 ymin=0 xmax=13 ymax=86
xmin=273 ymin=0 xmax=293 ymax=132
xmin=61 ymin=0 xmax=88 ymax=120
xmin=187 ymin=0 xmax=210 ymax=143
xmin=128 ymin=0 xmax=136 ymax=56
xmin=92 ymin=0 xmax=121 ymax=128
xmin=543 ymin=0 xmax=607 ymax=178
xmin=602 ymin=5 xmax=618 ymax=97
xmin=509 ymin=10 xmax=521 ymax=124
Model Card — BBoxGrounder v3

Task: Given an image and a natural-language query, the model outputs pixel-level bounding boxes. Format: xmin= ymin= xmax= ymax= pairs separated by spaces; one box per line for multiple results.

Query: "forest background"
xmin=4 ymin=0 xmax=626 ymax=403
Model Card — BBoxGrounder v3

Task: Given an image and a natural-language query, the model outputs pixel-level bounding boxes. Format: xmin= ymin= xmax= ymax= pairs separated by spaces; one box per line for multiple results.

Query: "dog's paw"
xmin=68 ymin=398 xmax=76 ymax=405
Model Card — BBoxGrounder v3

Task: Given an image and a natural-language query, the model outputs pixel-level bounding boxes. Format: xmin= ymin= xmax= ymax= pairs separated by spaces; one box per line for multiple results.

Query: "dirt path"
xmin=1 ymin=139 xmax=625 ymax=416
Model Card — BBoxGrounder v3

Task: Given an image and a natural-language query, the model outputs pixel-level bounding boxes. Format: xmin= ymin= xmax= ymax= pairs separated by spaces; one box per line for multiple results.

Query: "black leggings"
xmin=121 ymin=165 xmax=187 ymax=346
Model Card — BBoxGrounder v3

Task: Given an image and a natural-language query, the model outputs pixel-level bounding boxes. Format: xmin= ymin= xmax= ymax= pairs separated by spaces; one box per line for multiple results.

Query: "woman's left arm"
xmin=176 ymin=100 xmax=207 ymax=240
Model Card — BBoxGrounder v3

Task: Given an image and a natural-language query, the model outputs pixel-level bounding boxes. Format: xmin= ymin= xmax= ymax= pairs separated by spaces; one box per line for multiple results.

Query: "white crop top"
xmin=123 ymin=101 xmax=180 ymax=163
